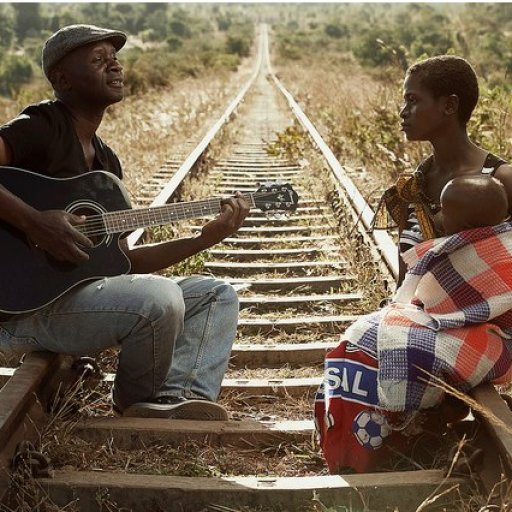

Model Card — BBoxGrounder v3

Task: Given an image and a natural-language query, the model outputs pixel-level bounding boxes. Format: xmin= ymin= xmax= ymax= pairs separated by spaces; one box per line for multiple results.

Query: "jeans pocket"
xmin=0 ymin=326 xmax=41 ymax=354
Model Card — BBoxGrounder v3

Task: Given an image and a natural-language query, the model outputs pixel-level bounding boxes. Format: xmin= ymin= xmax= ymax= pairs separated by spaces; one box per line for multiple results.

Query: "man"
xmin=0 ymin=25 xmax=250 ymax=420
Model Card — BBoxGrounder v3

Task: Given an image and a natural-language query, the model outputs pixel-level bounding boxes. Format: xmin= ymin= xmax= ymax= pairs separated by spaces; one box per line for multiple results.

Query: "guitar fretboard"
xmin=97 ymin=194 xmax=256 ymax=235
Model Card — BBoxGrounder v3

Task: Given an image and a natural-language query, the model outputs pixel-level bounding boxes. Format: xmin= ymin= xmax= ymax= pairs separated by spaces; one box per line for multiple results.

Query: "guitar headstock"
xmin=253 ymin=182 xmax=299 ymax=212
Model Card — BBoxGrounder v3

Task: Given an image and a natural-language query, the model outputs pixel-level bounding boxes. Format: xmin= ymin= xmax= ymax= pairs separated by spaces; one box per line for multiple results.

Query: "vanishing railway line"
xmin=1 ymin=25 xmax=512 ymax=512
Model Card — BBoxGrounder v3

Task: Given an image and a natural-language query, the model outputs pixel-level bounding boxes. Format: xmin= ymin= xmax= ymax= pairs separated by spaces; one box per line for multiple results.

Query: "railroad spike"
xmin=11 ymin=440 xmax=53 ymax=479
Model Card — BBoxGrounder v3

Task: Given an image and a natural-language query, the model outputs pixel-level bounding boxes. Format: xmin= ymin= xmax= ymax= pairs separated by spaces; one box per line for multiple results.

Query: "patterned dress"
xmin=315 ymin=152 xmax=510 ymax=474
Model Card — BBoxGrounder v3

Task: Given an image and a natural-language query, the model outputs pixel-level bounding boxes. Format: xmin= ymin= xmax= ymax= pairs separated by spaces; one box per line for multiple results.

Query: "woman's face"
xmin=399 ymin=73 xmax=448 ymax=142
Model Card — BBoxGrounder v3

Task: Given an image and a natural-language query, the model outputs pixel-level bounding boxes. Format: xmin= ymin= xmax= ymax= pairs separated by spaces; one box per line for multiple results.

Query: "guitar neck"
xmin=102 ymin=193 xmax=256 ymax=234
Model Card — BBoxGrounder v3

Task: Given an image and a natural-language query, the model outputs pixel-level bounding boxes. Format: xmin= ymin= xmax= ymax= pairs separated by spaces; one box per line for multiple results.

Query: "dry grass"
xmin=99 ymin=68 xmax=252 ymax=205
xmin=48 ymin=436 xmax=326 ymax=478
xmin=221 ymin=389 xmax=315 ymax=423
xmin=274 ymin=57 xmax=426 ymax=207
xmin=234 ymin=332 xmax=340 ymax=346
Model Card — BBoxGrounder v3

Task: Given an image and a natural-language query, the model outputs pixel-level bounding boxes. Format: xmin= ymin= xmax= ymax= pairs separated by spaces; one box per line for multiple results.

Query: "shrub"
xmin=169 ymin=20 xmax=191 ymax=39
xmin=325 ymin=23 xmax=348 ymax=39
xmin=469 ymin=84 xmax=512 ymax=158
xmin=225 ymin=33 xmax=251 ymax=57
xmin=0 ymin=54 xmax=33 ymax=96
xmin=167 ymin=36 xmax=183 ymax=52
xmin=213 ymin=53 xmax=239 ymax=71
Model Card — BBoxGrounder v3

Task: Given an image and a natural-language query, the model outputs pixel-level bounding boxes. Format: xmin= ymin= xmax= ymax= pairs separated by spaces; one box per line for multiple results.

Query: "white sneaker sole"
xmin=122 ymin=399 xmax=229 ymax=421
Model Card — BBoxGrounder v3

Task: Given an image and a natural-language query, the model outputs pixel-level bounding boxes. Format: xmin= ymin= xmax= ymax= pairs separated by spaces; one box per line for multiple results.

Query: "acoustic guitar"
xmin=0 ymin=167 xmax=298 ymax=314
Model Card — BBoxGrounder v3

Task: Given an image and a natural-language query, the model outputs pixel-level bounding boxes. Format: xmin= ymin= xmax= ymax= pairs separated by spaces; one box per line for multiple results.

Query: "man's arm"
xmin=0 ymin=136 xmax=93 ymax=263
xmin=0 ymin=137 xmax=38 ymax=234
xmin=122 ymin=194 xmax=250 ymax=274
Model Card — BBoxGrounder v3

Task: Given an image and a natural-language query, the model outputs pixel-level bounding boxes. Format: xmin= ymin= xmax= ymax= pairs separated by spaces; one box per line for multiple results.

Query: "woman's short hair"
xmin=407 ymin=55 xmax=479 ymax=125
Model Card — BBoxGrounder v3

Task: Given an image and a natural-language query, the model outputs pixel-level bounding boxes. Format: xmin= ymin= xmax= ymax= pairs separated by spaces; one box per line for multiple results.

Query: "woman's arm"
xmin=397 ymin=249 xmax=407 ymax=286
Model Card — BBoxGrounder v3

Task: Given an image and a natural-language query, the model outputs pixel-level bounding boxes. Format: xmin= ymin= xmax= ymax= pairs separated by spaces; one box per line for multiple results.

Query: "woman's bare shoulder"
xmin=494 ymin=163 xmax=512 ymax=181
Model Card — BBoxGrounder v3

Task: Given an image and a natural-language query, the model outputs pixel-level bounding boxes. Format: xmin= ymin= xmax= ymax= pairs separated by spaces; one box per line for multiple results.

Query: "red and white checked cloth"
xmin=345 ymin=222 xmax=512 ymax=411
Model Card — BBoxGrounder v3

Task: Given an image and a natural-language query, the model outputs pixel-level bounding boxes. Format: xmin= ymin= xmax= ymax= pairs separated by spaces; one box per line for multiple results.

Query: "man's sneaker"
xmin=121 ymin=396 xmax=229 ymax=421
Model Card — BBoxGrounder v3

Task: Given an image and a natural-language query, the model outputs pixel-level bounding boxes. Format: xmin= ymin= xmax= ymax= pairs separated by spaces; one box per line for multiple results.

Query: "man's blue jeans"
xmin=0 ymin=275 xmax=239 ymax=411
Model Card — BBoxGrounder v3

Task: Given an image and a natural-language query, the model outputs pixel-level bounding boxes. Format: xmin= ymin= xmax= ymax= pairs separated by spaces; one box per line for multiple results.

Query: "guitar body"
xmin=0 ymin=168 xmax=132 ymax=313
xmin=0 ymin=168 xmax=299 ymax=314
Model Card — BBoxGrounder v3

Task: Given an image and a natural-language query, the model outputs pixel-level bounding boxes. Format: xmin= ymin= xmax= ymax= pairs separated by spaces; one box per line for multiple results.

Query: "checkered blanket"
xmin=346 ymin=222 xmax=512 ymax=411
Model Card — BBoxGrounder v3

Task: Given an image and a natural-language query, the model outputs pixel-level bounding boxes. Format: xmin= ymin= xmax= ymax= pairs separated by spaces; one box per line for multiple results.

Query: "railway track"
xmin=1 ymin=25 xmax=512 ymax=512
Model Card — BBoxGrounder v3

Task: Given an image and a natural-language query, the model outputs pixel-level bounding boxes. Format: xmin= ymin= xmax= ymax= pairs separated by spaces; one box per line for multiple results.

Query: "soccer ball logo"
xmin=352 ymin=410 xmax=391 ymax=450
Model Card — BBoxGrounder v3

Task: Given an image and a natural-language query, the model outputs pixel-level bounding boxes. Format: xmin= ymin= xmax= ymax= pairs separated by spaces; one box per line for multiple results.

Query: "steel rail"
xmin=263 ymin=25 xmax=399 ymax=280
xmin=127 ymin=27 xmax=265 ymax=249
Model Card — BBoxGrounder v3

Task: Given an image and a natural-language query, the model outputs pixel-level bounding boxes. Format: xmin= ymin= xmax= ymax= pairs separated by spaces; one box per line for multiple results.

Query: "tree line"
xmin=0 ymin=3 xmax=255 ymax=98
xmin=274 ymin=3 xmax=512 ymax=88
xmin=2 ymin=3 xmax=511 ymax=100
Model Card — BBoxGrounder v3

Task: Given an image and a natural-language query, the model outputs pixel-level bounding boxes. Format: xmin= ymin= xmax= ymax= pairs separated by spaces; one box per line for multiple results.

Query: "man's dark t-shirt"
xmin=0 ymin=100 xmax=124 ymax=322
xmin=0 ymin=99 xmax=122 ymax=179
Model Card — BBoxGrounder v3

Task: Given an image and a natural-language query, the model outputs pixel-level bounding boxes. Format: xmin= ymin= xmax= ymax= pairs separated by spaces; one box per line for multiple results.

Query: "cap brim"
xmin=87 ymin=32 xmax=126 ymax=52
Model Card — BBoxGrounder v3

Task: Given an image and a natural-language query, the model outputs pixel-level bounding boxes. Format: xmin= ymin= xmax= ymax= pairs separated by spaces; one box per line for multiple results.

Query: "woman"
xmin=315 ymin=55 xmax=512 ymax=474
xmin=383 ymin=55 xmax=512 ymax=283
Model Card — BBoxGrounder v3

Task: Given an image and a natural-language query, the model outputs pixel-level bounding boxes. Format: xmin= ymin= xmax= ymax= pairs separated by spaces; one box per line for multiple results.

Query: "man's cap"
xmin=42 ymin=24 xmax=127 ymax=79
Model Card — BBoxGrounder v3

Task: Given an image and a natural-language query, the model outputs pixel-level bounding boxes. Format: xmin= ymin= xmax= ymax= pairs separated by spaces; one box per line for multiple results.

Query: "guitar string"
xmin=77 ymin=190 xmax=296 ymax=237
xmin=81 ymin=192 xmax=296 ymax=235
xmin=79 ymin=200 xmax=225 ymax=236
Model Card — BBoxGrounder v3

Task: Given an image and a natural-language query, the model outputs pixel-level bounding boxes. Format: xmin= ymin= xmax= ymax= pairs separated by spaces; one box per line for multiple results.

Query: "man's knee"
xmin=128 ymin=275 xmax=185 ymax=324
xmin=179 ymin=276 xmax=240 ymax=310
xmin=213 ymin=281 xmax=239 ymax=308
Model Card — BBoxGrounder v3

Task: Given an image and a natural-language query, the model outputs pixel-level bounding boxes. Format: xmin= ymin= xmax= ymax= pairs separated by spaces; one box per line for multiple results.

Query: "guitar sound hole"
xmin=68 ymin=205 xmax=107 ymax=248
